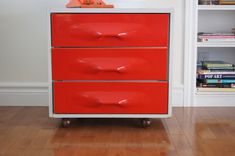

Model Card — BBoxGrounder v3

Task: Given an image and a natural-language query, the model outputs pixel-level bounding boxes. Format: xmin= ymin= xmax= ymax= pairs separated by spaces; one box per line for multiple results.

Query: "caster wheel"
xmin=61 ymin=118 xmax=71 ymax=128
xmin=141 ymin=118 xmax=151 ymax=128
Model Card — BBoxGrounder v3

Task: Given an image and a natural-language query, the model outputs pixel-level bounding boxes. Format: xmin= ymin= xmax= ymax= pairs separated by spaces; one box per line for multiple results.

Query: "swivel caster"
xmin=141 ymin=118 xmax=151 ymax=128
xmin=61 ymin=118 xmax=71 ymax=128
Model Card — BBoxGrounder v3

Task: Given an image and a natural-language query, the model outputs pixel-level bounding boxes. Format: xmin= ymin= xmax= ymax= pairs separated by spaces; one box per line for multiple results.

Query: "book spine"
xmin=198 ymin=71 xmax=235 ymax=74
xmin=199 ymin=38 xmax=235 ymax=42
xmin=198 ymin=74 xmax=235 ymax=79
xmin=201 ymin=84 xmax=220 ymax=88
xmin=204 ymin=64 xmax=233 ymax=67
xmin=205 ymin=79 xmax=235 ymax=84
xmin=198 ymin=33 xmax=235 ymax=36
xmin=197 ymin=88 xmax=235 ymax=92
xmin=199 ymin=36 xmax=235 ymax=39
xmin=197 ymin=83 xmax=232 ymax=88
xmin=205 ymin=67 xmax=235 ymax=70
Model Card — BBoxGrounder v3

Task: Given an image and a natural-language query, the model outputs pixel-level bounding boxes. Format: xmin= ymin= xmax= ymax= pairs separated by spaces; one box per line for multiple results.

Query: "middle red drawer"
xmin=52 ymin=48 xmax=168 ymax=80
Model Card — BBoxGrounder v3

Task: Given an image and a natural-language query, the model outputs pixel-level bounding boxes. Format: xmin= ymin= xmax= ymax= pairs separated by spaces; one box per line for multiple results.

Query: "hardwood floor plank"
xmin=0 ymin=106 xmax=235 ymax=156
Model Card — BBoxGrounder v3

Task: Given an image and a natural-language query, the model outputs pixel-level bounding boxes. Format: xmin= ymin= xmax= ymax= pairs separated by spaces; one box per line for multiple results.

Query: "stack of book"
xmin=198 ymin=32 xmax=235 ymax=42
xmin=197 ymin=61 xmax=235 ymax=92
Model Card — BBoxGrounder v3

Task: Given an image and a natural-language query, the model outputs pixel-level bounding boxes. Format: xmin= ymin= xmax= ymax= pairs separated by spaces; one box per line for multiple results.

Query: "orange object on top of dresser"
xmin=66 ymin=0 xmax=114 ymax=8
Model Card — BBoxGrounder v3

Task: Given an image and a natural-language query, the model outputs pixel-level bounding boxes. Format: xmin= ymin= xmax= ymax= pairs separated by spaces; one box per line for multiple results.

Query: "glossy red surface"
xmin=52 ymin=48 xmax=168 ymax=80
xmin=53 ymin=82 xmax=168 ymax=114
xmin=51 ymin=13 xmax=169 ymax=47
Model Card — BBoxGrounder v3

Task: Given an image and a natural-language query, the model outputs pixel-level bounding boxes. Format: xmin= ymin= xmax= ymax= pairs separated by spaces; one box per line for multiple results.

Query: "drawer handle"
xmin=79 ymin=92 xmax=131 ymax=108
xmin=97 ymin=99 xmax=128 ymax=107
xmin=96 ymin=32 xmax=127 ymax=39
xmin=96 ymin=66 xmax=126 ymax=73
xmin=78 ymin=59 xmax=127 ymax=73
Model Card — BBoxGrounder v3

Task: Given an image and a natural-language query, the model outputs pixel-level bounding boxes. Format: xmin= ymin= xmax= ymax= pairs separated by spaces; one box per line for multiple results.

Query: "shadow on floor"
xmin=50 ymin=118 xmax=172 ymax=156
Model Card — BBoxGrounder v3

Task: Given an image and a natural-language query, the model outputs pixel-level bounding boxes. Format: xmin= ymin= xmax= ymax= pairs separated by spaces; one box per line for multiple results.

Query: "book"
xmin=199 ymin=36 xmax=235 ymax=39
xmin=198 ymin=32 xmax=235 ymax=42
xmin=197 ymin=74 xmax=235 ymax=79
xmin=205 ymin=67 xmax=235 ymax=70
xmin=198 ymin=32 xmax=235 ymax=36
xmin=197 ymin=69 xmax=235 ymax=74
xmin=204 ymin=79 xmax=235 ymax=84
xmin=202 ymin=61 xmax=234 ymax=68
xmin=219 ymin=0 xmax=235 ymax=5
xmin=197 ymin=87 xmax=235 ymax=92
xmin=198 ymin=83 xmax=232 ymax=88
xmin=198 ymin=38 xmax=235 ymax=42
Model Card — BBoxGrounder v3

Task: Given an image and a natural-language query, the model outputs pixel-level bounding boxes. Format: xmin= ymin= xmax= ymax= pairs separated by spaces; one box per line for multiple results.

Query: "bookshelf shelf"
xmin=198 ymin=5 xmax=235 ymax=10
xmin=197 ymin=42 xmax=235 ymax=47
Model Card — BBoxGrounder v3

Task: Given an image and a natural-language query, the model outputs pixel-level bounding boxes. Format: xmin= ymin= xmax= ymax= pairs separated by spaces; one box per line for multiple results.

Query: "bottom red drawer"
xmin=53 ymin=82 xmax=168 ymax=114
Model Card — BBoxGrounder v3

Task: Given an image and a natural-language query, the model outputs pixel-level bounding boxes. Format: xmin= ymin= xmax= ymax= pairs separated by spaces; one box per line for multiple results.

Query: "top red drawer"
xmin=51 ymin=13 xmax=169 ymax=47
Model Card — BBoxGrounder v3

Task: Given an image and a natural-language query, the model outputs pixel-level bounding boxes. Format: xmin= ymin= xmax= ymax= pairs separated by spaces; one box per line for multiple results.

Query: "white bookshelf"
xmin=184 ymin=1 xmax=235 ymax=106
xmin=197 ymin=5 xmax=235 ymax=93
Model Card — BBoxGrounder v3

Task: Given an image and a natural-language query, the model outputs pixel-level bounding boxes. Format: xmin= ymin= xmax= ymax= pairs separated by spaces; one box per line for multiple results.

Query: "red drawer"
xmin=51 ymin=13 xmax=169 ymax=47
xmin=53 ymin=82 xmax=168 ymax=114
xmin=52 ymin=48 xmax=168 ymax=80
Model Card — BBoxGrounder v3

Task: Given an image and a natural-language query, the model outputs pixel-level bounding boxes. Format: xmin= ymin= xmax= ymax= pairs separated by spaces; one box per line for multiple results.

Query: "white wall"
xmin=0 ymin=0 xmax=185 ymax=106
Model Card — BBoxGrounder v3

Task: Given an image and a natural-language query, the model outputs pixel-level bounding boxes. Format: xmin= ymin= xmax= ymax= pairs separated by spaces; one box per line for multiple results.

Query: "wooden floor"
xmin=0 ymin=107 xmax=235 ymax=156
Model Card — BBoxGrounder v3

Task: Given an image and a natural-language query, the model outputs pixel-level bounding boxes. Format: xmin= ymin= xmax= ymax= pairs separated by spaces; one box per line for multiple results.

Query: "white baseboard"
xmin=0 ymin=82 xmax=184 ymax=107
xmin=194 ymin=94 xmax=235 ymax=107
xmin=0 ymin=83 xmax=49 ymax=106
xmin=172 ymin=84 xmax=184 ymax=107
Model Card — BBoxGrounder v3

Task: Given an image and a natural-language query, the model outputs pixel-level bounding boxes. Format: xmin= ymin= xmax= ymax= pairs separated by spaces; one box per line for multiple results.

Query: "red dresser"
xmin=49 ymin=10 xmax=172 ymax=127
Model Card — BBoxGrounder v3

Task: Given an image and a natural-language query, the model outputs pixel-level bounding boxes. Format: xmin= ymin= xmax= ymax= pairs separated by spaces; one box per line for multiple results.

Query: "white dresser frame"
xmin=48 ymin=8 xmax=174 ymax=118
